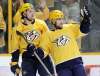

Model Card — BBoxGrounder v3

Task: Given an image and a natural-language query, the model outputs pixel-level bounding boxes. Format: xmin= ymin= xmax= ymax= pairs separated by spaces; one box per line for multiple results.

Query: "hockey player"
xmin=10 ymin=3 xmax=54 ymax=76
xmin=30 ymin=9 xmax=91 ymax=76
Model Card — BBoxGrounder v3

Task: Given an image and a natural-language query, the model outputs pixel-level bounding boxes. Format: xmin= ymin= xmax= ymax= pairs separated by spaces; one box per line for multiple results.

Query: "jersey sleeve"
xmin=69 ymin=23 xmax=85 ymax=39
xmin=10 ymin=27 xmax=20 ymax=53
xmin=39 ymin=32 xmax=51 ymax=57
xmin=41 ymin=6 xmax=49 ymax=20
xmin=40 ymin=20 xmax=49 ymax=33
xmin=13 ymin=10 xmax=21 ymax=25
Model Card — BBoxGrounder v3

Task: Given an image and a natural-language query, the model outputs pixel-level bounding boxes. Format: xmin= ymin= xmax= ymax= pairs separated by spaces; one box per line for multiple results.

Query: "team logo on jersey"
xmin=24 ymin=30 xmax=40 ymax=42
xmin=53 ymin=35 xmax=70 ymax=46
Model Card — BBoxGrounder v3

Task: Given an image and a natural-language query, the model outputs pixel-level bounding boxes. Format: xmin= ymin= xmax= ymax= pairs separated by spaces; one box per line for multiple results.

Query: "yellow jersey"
xmin=10 ymin=19 xmax=49 ymax=53
xmin=39 ymin=23 xmax=83 ymax=65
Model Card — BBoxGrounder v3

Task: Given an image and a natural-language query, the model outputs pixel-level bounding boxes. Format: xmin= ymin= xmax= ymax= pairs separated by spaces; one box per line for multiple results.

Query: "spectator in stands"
xmin=0 ymin=5 xmax=6 ymax=53
xmin=53 ymin=0 xmax=80 ymax=23
xmin=81 ymin=0 xmax=100 ymax=52
xmin=61 ymin=0 xmax=80 ymax=23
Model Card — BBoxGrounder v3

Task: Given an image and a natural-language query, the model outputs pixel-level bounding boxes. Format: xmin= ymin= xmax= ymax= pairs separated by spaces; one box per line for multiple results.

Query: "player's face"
xmin=55 ymin=18 xmax=65 ymax=29
xmin=26 ymin=8 xmax=35 ymax=21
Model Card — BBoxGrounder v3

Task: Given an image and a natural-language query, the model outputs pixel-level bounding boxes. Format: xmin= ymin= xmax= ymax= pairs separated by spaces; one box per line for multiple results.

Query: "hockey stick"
xmin=49 ymin=55 xmax=58 ymax=76
xmin=16 ymin=31 xmax=55 ymax=76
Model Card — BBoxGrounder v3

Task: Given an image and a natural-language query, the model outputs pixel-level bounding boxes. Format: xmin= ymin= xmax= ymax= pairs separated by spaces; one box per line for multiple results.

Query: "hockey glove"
xmin=80 ymin=5 xmax=91 ymax=33
xmin=10 ymin=62 xmax=20 ymax=74
xmin=81 ymin=5 xmax=91 ymax=21
xmin=27 ymin=44 xmax=36 ymax=53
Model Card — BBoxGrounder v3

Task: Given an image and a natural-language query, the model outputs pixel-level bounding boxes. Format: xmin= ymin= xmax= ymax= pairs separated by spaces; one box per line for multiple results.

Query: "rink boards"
xmin=0 ymin=54 xmax=100 ymax=76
